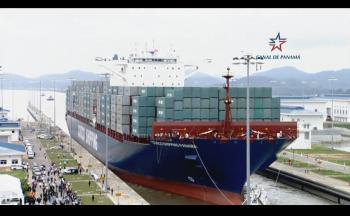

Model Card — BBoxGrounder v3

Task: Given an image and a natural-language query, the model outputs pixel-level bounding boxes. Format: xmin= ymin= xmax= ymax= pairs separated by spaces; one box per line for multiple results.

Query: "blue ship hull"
xmin=67 ymin=115 xmax=291 ymax=204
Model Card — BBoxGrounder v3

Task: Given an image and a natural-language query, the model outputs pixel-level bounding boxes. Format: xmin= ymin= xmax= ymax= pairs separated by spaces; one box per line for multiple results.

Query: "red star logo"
xmin=269 ymin=33 xmax=287 ymax=52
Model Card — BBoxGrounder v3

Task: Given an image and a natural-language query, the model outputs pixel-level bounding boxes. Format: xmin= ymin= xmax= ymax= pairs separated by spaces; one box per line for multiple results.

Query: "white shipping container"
xmin=116 ymin=95 xmax=131 ymax=105
xmin=117 ymin=114 xmax=131 ymax=125
xmin=116 ymin=105 xmax=131 ymax=115
xmin=116 ymin=124 xmax=130 ymax=134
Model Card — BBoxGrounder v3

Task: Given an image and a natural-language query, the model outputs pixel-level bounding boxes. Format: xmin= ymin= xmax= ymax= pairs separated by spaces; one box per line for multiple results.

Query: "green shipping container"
xmin=183 ymin=98 xmax=192 ymax=108
xmin=173 ymin=89 xmax=184 ymax=101
xmin=132 ymin=126 xmax=147 ymax=136
xmin=132 ymin=96 xmax=155 ymax=107
xmin=200 ymin=99 xmax=210 ymax=108
xmin=209 ymin=109 xmax=218 ymax=119
xmin=192 ymin=109 xmax=201 ymax=119
xmin=140 ymin=87 xmax=156 ymax=97
xmin=200 ymin=88 xmax=210 ymax=98
xmin=183 ymin=87 xmax=192 ymax=97
xmin=157 ymin=108 xmax=173 ymax=119
xmin=219 ymin=100 xmax=225 ymax=111
xmin=254 ymin=87 xmax=263 ymax=98
xmin=147 ymin=117 xmax=155 ymax=126
xmin=191 ymin=98 xmax=201 ymax=108
xmin=254 ymin=109 xmax=263 ymax=119
xmin=174 ymin=110 xmax=183 ymax=120
xmin=209 ymin=87 xmax=219 ymax=98
xmin=230 ymin=88 xmax=239 ymax=98
xmin=263 ymin=109 xmax=271 ymax=118
xmin=271 ymin=108 xmax=280 ymax=119
xmin=271 ymin=97 xmax=280 ymax=108
xmin=263 ymin=98 xmax=271 ymax=108
xmin=219 ymin=111 xmax=225 ymax=120
xmin=165 ymin=89 xmax=174 ymax=97
xmin=254 ymin=98 xmax=263 ymax=108
xmin=192 ymin=87 xmax=201 ymax=97
xmin=174 ymin=101 xmax=183 ymax=111
xmin=156 ymin=97 xmax=173 ymax=108
xmin=209 ymin=98 xmax=219 ymax=109
xmin=183 ymin=109 xmax=192 ymax=119
xmin=262 ymin=87 xmax=272 ymax=98
xmin=132 ymin=116 xmax=147 ymax=126
xmin=200 ymin=109 xmax=209 ymax=119
xmin=238 ymin=98 xmax=246 ymax=108
xmin=132 ymin=107 xmax=156 ymax=117
xmin=231 ymin=109 xmax=239 ymax=120
xmin=238 ymin=88 xmax=247 ymax=98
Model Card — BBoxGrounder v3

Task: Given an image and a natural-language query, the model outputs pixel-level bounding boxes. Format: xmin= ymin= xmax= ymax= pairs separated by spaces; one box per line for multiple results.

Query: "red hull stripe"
xmin=115 ymin=168 xmax=242 ymax=205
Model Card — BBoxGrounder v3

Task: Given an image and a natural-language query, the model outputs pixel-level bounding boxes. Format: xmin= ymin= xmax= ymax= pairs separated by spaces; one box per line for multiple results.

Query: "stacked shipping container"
xmin=67 ymin=84 xmax=281 ymax=137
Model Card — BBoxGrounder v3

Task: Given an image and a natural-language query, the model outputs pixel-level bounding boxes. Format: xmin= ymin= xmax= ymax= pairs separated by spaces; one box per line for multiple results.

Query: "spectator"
xmin=111 ymin=188 xmax=113 ymax=195
xmin=88 ymin=180 xmax=91 ymax=187
xmin=92 ymin=194 xmax=95 ymax=202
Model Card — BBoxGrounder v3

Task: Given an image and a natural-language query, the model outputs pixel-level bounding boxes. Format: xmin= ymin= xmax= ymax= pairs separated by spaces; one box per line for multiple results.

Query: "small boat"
xmin=41 ymin=93 xmax=45 ymax=96
xmin=47 ymin=96 xmax=54 ymax=101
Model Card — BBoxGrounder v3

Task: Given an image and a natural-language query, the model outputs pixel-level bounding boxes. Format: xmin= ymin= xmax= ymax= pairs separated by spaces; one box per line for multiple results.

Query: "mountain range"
xmin=2 ymin=66 xmax=350 ymax=96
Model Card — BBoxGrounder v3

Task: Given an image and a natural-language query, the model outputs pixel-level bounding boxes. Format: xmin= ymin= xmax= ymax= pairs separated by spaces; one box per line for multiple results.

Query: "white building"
xmin=281 ymin=98 xmax=328 ymax=121
xmin=281 ymin=106 xmax=324 ymax=149
xmin=0 ymin=108 xmax=21 ymax=143
xmin=0 ymin=142 xmax=26 ymax=169
xmin=324 ymin=98 xmax=350 ymax=123
xmin=281 ymin=97 xmax=350 ymax=123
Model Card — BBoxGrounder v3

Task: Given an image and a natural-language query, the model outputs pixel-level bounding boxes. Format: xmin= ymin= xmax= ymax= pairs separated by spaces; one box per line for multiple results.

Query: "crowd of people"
xmin=26 ymin=163 xmax=81 ymax=205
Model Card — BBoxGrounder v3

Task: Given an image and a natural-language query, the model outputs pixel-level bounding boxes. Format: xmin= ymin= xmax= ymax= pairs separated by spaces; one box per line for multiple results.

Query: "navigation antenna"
xmin=223 ymin=67 xmax=233 ymax=137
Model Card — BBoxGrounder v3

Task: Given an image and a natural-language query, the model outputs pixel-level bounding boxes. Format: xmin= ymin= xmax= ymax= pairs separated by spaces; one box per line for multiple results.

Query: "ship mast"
xmin=223 ymin=67 xmax=233 ymax=137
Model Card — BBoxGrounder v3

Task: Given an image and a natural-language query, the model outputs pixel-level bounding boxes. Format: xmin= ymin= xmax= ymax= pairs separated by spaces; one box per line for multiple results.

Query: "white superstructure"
xmin=96 ymin=49 xmax=192 ymax=87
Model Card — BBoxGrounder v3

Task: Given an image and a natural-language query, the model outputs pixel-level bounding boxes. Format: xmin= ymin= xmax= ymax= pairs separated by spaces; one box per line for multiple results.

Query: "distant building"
xmin=281 ymin=98 xmax=328 ymax=121
xmin=0 ymin=107 xmax=21 ymax=143
xmin=281 ymin=106 xmax=323 ymax=149
xmin=0 ymin=142 xmax=26 ymax=169
xmin=281 ymin=97 xmax=350 ymax=123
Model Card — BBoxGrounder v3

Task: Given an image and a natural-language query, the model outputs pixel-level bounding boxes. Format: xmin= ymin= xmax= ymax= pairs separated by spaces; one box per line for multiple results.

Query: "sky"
xmin=1 ymin=8 xmax=350 ymax=78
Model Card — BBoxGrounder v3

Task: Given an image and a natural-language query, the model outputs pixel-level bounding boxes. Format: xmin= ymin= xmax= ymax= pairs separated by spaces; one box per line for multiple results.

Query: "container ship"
xmin=65 ymin=50 xmax=297 ymax=205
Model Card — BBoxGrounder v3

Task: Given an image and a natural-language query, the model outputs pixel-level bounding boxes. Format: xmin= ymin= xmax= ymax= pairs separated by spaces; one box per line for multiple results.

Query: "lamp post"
xmin=301 ymin=81 xmax=307 ymax=108
xmin=328 ymin=78 xmax=337 ymax=149
xmin=68 ymin=78 xmax=75 ymax=152
xmin=232 ymin=54 xmax=264 ymax=205
xmin=0 ymin=66 xmax=5 ymax=117
xmin=101 ymin=73 xmax=110 ymax=191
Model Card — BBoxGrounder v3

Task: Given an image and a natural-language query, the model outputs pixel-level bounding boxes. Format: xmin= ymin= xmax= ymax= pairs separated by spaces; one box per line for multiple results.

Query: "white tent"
xmin=0 ymin=174 xmax=24 ymax=205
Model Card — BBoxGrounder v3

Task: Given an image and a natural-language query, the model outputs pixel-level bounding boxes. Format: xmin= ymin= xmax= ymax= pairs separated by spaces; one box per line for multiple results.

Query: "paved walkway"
xmin=281 ymin=150 xmax=350 ymax=174
xmin=271 ymin=162 xmax=350 ymax=194
xmin=69 ymin=136 xmax=148 ymax=205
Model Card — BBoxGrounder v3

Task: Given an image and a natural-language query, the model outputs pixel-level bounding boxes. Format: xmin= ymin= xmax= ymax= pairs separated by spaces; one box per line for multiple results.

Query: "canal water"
xmin=5 ymin=89 xmax=334 ymax=205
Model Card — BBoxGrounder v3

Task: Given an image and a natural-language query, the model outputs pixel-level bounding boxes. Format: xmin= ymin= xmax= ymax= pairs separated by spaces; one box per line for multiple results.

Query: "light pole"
xmin=328 ymin=78 xmax=337 ymax=149
xmin=0 ymin=66 xmax=5 ymax=117
xmin=54 ymin=80 xmax=56 ymax=135
xmin=12 ymin=82 xmax=14 ymax=120
xmin=68 ymin=78 xmax=75 ymax=152
xmin=39 ymin=80 xmax=42 ymax=130
xmin=101 ymin=73 xmax=110 ymax=191
xmin=301 ymin=81 xmax=307 ymax=108
xmin=232 ymin=54 xmax=264 ymax=205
